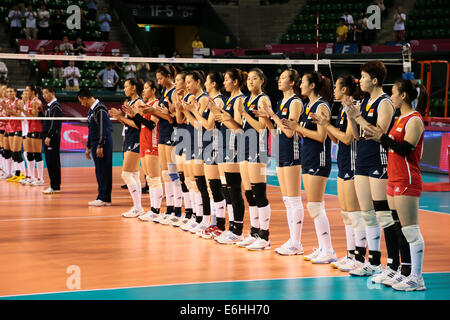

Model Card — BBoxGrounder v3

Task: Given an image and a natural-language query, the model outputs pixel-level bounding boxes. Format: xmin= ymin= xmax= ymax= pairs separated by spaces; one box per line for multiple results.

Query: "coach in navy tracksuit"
xmin=78 ymin=88 xmax=113 ymax=206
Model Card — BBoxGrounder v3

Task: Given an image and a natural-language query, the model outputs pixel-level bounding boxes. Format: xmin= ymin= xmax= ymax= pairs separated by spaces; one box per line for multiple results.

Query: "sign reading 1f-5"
xmin=129 ymin=4 xmax=196 ymax=22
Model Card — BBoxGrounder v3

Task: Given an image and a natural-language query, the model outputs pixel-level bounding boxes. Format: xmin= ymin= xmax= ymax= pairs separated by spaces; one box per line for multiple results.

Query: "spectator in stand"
xmin=98 ymin=7 xmax=112 ymax=42
xmin=63 ymin=61 xmax=81 ymax=91
xmin=192 ymin=34 xmax=204 ymax=49
xmin=393 ymin=6 xmax=406 ymax=42
xmin=37 ymin=4 xmax=51 ymax=40
xmin=97 ymin=62 xmax=119 ymax=91
xmin=341 ymin=11 xmax=354 ymax=41
xmin=8 ymin=5 xmax=23 ymax=47
xmin=51 ymin=8 xmax=65 ymax=40
xmin=136 ymin=62 xmax=151 ymax=82
xmin=74 ymin=37 xmax=87 ymax=56
xmin=111 ymin=52 xmax=123 ymax=90
xmin=374 ymin=0 xmax=387 ymax=18
xmin=0 ymin=48 xmax=8 ymax=81
xmin=37 ymin=46 xmax=49 ymax=86
xmin=52 ymin=45 xmax=64 ymax=80
xmin=60 ymin=36 xmax=74 ymax=55
xmin=88 ymin=0 xmax=98 ymax=21
xmin=24 ymin=5 xmax=38 ymax=40
xmin=355 ymin=12 xmax=367 ymax=43
xmin=77 ymin=9 xmax=89 ymax=39
xmin=336 ymin=18 xmax=348 ymax=43
xmin=124 ymin=62 xmax=137 ymax=80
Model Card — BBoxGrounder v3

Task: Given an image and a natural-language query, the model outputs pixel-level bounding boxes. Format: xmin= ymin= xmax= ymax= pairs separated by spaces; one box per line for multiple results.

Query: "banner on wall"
xmin=18 ymin=40 xmax=121 ymax=56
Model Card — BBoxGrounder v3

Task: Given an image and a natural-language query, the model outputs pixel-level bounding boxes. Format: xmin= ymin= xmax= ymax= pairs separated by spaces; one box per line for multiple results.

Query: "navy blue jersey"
xmin=219 ymin=94 xmax=245 ymax=152
xmin=300 ymin=97 xmax=331 ymax=168
xmin=124 ymin=97 xmax=143 ymax=141
xmin=356 ymin=93 xmax=394 ymax=168
xmin=336 ymin=107 xmax=356 ymax=175
xmin=193 ymin=92 xmax=209 ymax=153
xmin=158 ymin=86 xmax=176 ymax=141
xmin=275 ymin=95 xmax=302 ymax=164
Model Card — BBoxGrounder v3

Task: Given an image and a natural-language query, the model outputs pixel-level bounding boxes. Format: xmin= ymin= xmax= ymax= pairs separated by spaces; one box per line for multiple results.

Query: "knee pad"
xmin=12 ymin=152 xmax=23 ymax=162
xmin=362 ymin=209 xmax=378 ymax=227
xmin=349 ymin=211 xmax=366 ymax=232
xmin=3 ymin=149 xmax=11 ymax=159
xmin=391 ymin=209 xmax=399 ymax=223
xmin=244 ymin=189 xmax=257 ymax=206
xmin=373 ymin=200 xmax=390 ymax=212
xmin=179 ymin=172 xmax=189 ymax=192
xmin=402 ymin=225 xmax=424 ymax=246
xmin=306 ymin=202 xmax=323 ymax=219
xmin=341 ymin=211 xmax=353 ymax=226
xmin=132 ymin=171 xmax=141 ymax=186
xmin=225 ymin=172 xmax=243 ymax=200
xmin=251 ymin=183 xmax=269 ymax=208
xmin=162 ymin=170 xmax=171 ymax=182
xmin=286 ymin=196 xmax=302 ymax=209
xmin=209 ymin=179 xmax=224 ymax=202
xmin=195 ymin=175 xmax=208 ymax=193
xmin=376 ymin=210 xmax=395 ymax=228
xmin=148 ymin=176 xmax=162 ymax=189
xmin=27 ymin=152 xmax=35 ymax=161
xmin=34 ymin=153 xmax=42 ymax=161
xmin=121 ymin=171 xmax=136 ymax=185
xmin=167 ymin=163 xmax=179 ymax=181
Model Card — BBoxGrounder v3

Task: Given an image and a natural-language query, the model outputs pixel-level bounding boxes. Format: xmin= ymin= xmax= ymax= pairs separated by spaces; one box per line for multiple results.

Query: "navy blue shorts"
xmin=124 ymin=136 xmax=140 ymax=154
xmin=302 ymin=165 xmax=331 ymax=178
xmin=338 ymin=168 xmax=355 ymax=181
xmin=277 ymin=159 xmax=302 ymax=168
xmin=355 ymin=164 xmax=388 ymax=179
xmin=217 ymin=148 xmax=238 ymax=164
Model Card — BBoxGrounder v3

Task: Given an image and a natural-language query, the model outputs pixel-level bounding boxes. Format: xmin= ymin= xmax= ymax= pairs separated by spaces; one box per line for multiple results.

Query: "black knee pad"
xmin=222 ymin=184 xmax=232 ymax=204
xmin=373 ymin=200 xmax=390 ymax=212
xmin=179 ymin=171 xmax=189 ymax=193
xmin=3 ymin=149 xmax=11 ymax=159
xmin=195 ymin=175 xmax=208 ymax=193
xmin=251 ymin=183 xmax=269 ymax=208
xmin=391 ymin=209 xmax=399 ymax=222
xmin=209 ymin=179 xmax=224 ymax=202
xmin=244 ymin=189 xmax=257 ymax=207
xmin=12 ymin=152 xmax=23 ymax=163
xmin=225 ymin=172 xmax=243 ymax=200
xmin=27 ymin=152 xmax=35 ymax=162
xmin=34 ymin=153 xmax=43 ymax=161
xmin=195 ymin=175 xmax=211 ymax=215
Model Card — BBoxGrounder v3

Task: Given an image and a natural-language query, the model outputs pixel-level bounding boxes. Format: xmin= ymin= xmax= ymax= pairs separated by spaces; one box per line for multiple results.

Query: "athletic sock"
xmin=345 ymin=225 xmax=356 ymax=252
xmin=286 ymin=196 xmax=304 ymax=246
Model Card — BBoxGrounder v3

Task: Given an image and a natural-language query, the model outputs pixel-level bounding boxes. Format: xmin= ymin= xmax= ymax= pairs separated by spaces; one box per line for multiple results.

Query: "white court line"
xmin=0 ymin=215 xmax=122 ymax=222
xmin=1 ymin=271 xmax=448 ymax=299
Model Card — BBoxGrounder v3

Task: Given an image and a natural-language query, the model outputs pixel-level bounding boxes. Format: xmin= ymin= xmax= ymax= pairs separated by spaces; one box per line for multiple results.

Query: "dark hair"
xmin=176 ymin=71 xmax=186 ymax=81
xmin=207 ymin=71 xmax=224 ymax=91
xmin=125 ymin=78 xmax=144 ymax=96
xmin=0 ymin=80 xmax=7 ymax=86
xmin=77 ymin=88 xmax=93 ymax=99
xmin=303 ymin=71 xmax=333 ymax=104
xmin=226 ymin=68 xmax=247 ymax=89
xmin=361 ymin=60 xmax=387 ymax=87
xmin=394 ymin=79 xmax=428 ymax=116
xmin=156 ymin=65 xmax=177 ymax=79
xmin=337 ymin=75 xmax=364 ymax=100
xmin=26 ymin=85 xmax=41 ymax=96
xmin=283 ymin=68 xmax=301 ymax=96
xmin=145 ymin=79 xmax=160 ymax=99
xmin=186 ymin=70 xmax=205 ymax=87
xmin=248 ymin=68 xmax=267 ymax=91
xmin=43 ymin=85 xmax=55 ymax=93
xmin=6 ymin=85 xmax=16 ymax=91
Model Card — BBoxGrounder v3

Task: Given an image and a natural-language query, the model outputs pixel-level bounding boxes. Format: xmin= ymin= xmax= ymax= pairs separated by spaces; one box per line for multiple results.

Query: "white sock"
xmin=164 ymin=181 xmax=174 ymax=208
xmin=6 ymin=158 xmax=12 ymax=175
xmin=287 ymin=196 xmax=304 ymax=246
xmin=210 ymin=199 xmax=216 ymax=225
xmin=249 ymin=206 xmax=260 ymax=229
xmin=215 ymin=200 xmax=226 ymax=218
xmin=183 ymin=191 xmax=192 ymax=210
xmin=410 ymin=242 xmax=424 ymax=277
xmin=354 ymin=230 xmax=367 ymax=248
xmin=202 ymin=214 xmax=211 ymax=226
xmin=189 ymin=189 xmax=196 ymax=213
xmin=227 ymin=204 xmax=234 ymax=222
xmin=133 ymin=172 xmax=142 ymax=209
xmin=172 ymin=179 xmax=183 ymax=208
xmin=313 ymin=202 xmax=333 ymax=252
xmin=258 ymin=204 xmax=271 ymax=231
xmin=194 ymin=192 xmax=203 ymax=217
xmin=28 ymin=159 xmax=35 ymax=179
xmin=36 ymin=160 xmax=44 ymax=180
xmin=366 ymin=226 xmax=382 ymax=252
xmin=152 ymin=186 xmax=163 ymax=210
xmin=345 ymin=225 xmax=356 ymax=252
xmin=127 ymin=181 xmax=140 ymax=210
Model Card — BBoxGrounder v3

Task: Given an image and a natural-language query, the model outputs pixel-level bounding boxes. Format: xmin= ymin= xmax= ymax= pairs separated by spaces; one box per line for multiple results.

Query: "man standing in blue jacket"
xmin=78 ymin=88 xmax=113 ymax=206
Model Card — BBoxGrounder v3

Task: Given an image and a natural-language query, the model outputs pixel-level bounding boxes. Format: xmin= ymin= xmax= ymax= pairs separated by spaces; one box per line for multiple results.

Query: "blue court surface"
xmin=4 ymin=152 xmax=446 ymax=300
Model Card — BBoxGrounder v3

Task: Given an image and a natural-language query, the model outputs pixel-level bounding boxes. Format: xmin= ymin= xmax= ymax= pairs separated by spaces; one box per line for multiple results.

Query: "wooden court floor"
xmin=0 ymin=167 xmax=449 ymax=297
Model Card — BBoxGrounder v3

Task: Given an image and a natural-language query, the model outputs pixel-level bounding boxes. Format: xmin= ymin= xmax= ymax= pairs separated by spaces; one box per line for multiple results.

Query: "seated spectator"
xmin=393 ymin=6 xmax=406 ymax=42
xmin=51 ymin=8 xmax=65 ymax=40
xmin=37 ymin=4 xmax=50 ymax=40
xmin=192 ymin=34 xmax=204 ymax=49
xmin=52 ymin=45 xmax=64 ymax=80
xmin=8 ymin=5 xmax=23 ymax=46
xmin=98 ymin=7 xmax=112 ymax=42
xmin=74 ymin=37 xmax=87 ymax=56
xmin=63 ymin=61 xmax=81 ymax=91
xmin=336 ymin=18 xmax=348 ymax=43
xmin=88 ymin=0 xmax=98 ymax=21
xmin=24 ymin=5 xmax=38 ymax=40
xmin=0 ymin=48 xmax=8 ymax=81
xmin=60 ymin=36 xmax=74 ymax=55
xmin=124 ymin=62 xmax=137 ymax=80
xmin=97 ymin=63 xmax=119 ymax=91
xmin=37 ymin=46 xmax=49 ymax=86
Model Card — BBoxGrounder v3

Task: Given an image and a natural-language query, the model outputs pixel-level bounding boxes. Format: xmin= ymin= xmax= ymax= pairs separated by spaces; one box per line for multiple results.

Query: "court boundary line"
xmin=1 ymin=271 xmax=449 ymax=299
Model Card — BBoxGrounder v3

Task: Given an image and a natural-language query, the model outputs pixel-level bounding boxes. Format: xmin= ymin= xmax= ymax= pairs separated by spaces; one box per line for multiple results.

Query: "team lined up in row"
xmin=108 ymin=61 xmax=426 ymax=292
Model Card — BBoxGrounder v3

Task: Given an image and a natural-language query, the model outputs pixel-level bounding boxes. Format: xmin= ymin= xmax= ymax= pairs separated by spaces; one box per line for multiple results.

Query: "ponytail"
xmin=395 ymin=79 xmax=428 ymax=116
xmin=304 ymin=71 xmax=333 ymax=104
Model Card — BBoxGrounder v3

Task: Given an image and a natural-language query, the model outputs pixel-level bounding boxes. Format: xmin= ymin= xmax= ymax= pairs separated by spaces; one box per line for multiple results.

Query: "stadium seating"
xmin=406 ymin=0 xmax=450 ymax=40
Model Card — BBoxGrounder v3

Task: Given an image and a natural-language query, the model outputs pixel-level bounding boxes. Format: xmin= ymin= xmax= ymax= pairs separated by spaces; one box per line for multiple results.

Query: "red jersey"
xmin=9 ymin=98 xmax=22 ymax=133
xmin=0 ymin=98 xmax=7 ymax=130
xmin=139 ymin=99 xmax=159 ymax=157
xmin=28 ymin=97 xmax=43 ymax=133
xmin=387 ymin=111 xmax=424 ymax=186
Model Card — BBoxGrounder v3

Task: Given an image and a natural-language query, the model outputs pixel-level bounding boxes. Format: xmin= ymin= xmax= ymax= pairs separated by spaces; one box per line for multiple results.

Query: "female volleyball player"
xmin=233 ymin=68 xmax=272 ymax=250
xmin=19 ymin=89 xmax=32 ymax=185
xmin=363 ymin=79 xmax=427 ymax=291
xmin=256 ymin=68 xmax=304 ymax=255
xmin=110 ymin=79 xmax=146 ymax=218
xmin=24 ymin=85 xmax=44 ymax=186
xmin=311 ymin=75 xmax=363 ymax=271
xmin=0 ymin=83 xmax=8 ymax=178
xmin=282 ymin=72 xmax=337 ymax=264
xmin=212 ymin=68 xmax=247 ymax=245
xmin=344 ymin=61 xmax=399 ymax=281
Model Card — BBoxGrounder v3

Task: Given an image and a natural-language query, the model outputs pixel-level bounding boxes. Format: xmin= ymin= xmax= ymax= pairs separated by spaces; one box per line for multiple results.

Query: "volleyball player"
xmin=19 ymin=89 xmax=32 ymax=185
xmin=24 ymin=85 xmax=44 ymax=186
xmin=0 ymin=83 xmax=8 ymax=178
xmin=186 ymin=71 xmax=227 ymax=238
xmin=153 ymin=65 xmax=184 ymax=224
xmin=109 ymin=79 xmax=145 ymax=218
xmin=344 ymin=61 xmax=399 ymax=280
xmin=363 ymin=79 xmax=427 ymax=291
xmin=233 ymin=68 xmax=272 ymax=250
xmin=1 ymin=86 xmax=13 ymax=180
xmin=256 ymin=68 xmax=304 ymax=255
xmin=212 ymin=68 xmax=247 ymax=245
xmin=282 ymin=72 xmax=337 ymax=264
xmin=311 ymin=75 xmax=363 ymax=271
